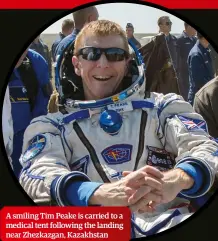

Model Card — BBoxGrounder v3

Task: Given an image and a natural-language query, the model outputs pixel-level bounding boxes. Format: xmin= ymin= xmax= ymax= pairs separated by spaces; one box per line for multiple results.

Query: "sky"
xmin=42 ymin=3 xmax=185 ymax=34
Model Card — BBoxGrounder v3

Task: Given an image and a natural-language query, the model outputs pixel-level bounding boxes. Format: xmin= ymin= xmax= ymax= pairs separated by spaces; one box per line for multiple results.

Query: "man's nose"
xmin=96 ymin=53 xmax=109 ymax=68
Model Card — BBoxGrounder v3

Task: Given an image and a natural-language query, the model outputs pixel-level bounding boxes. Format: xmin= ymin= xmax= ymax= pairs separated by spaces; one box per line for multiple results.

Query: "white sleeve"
xmin=19 ymin=113 xmax=73 ymax=204
xmin=2 ymin=86 xmax=13 ymax=165
xmin=157 ymin=93 xmax=218 ymax=197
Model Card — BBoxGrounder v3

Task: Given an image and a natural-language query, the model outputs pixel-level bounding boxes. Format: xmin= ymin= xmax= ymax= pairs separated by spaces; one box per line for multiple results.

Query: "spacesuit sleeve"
xmin=157 ymin=93 xmax=218 ymax=198
xmin=19 ymin=113 xmax=91 ymax=205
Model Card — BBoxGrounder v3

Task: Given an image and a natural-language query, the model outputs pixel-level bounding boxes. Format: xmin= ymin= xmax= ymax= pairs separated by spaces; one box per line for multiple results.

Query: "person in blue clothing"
xmin=187 ymin=32 xmax=215 ymax=105
xmin=51 ymin=19 xmax=74 ymax=62
xmin=29 ymin=35 xmax=52 ymax=81
xmin=55 ymin=6 xmax=99 ymax=59
xmin=54 ymin=6 xmax=99 ymax=100
xmin=8 ymin=48 xmax=52 ymax=178
xmin=176 ymin=23 xmax=197 ymax=101
xmin=126 ymin=23 xmax=141 ymax=49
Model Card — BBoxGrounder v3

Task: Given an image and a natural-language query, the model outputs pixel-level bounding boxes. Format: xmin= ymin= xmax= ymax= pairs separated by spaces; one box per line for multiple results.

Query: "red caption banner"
xmin=0 ymin=0 xmax=218 ymax=9
xmin=0 ymin=207 xmax=131 ymax=241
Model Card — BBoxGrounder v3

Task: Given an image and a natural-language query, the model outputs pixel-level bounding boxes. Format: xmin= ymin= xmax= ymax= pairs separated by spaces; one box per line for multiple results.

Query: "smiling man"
xmin=72 ymin=22 xmax=130 ymax=100
xmin=19 ymin=20 xmax=218 ymax=238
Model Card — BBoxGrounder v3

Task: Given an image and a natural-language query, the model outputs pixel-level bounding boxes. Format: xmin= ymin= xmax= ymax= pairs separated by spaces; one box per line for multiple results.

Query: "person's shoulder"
xmin=24 ymin=112 xmax=69 ymax=141
xmin=29 ymin=112 xmax=64 ymax=127
xmin=195 ymin=77 xmax=218 ymax=98
xmin=27 ymin=49 xmax=48 ymax=81
xmin=151 ymin=92 xmax=193 ymax=118
xmin=170 ymin=34 xmax=177 ymax=40
xmin=153 ymin=92 xmax=184 ymax=105
xmin=42 ymin=41 xmax=49 ymax=50
xmin=56 ymin=34 xmax=75 ymax=55
xmin=151 ymin=92 xmax=185 ymax=111
xmin=176 ymin=36 xmax=183 ymax=43
xmin=176 ymin=33 xmax=184 ymax=39
xmin=28 ymin=49 xmax=46 ymax=63
xmin=58 ymin=34 xmax=74 ymax=47
xmin=28 ymin=49 xmax=48 ymax=71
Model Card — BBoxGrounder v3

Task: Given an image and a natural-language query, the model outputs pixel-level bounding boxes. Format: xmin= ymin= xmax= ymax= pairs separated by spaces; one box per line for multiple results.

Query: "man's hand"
xmin=122 ymin=167 xmax=194 ymax=212
xmin=160 ymin=168 xmax=194 ymax=203
xmin=88 ymin=166 xmax=163 ymax=211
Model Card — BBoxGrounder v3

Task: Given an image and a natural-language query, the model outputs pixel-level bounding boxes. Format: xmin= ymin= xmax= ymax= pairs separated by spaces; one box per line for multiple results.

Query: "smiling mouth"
xmin=93 ymin=75 xmax=112 ymax=81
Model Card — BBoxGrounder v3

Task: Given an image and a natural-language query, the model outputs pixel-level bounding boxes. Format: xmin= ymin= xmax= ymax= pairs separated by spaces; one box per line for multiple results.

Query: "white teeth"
xmin=94 ymin=76 xmax=111 ymax=79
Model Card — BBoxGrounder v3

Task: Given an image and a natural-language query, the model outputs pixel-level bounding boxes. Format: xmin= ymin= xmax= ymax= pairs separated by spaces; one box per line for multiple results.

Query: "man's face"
xmin=126 ymin=27 xmax=134 ymax=38
xmin=159 ymin=19 xmax=172 ymax=34
xmin=186 ymin=26 xmax=197 ymax=37
xmin=64 ymin=27 xmax=74 ymax=36
xmin=72 ymin=34 xmax=130 ymax=100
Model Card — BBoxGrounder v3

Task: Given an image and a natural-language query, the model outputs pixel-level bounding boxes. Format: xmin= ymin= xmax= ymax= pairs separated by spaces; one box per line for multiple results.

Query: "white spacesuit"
xmin=2 ymin=86 xmax=13 ymax=168
xmin=19 ymin=40 xmax=218 ymax=238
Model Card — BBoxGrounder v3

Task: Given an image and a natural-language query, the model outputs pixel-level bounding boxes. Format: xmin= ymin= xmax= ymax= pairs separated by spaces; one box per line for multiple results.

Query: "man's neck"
xmin=160 ymin=31 xmax=170 ymax=36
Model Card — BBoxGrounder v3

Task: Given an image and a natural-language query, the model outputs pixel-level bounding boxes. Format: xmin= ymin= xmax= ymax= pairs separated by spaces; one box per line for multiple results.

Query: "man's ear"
xmin=88 ymin=14 xmax=93 ymax=22
xmin=125 ymin=57 xmax=132 ymax=75
xmin=72 ymin=56 xmax=81 ymax=76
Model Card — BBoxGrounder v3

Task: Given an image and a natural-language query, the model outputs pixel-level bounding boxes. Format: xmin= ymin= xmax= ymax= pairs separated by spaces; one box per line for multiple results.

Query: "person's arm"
xmin=19 ymin=114 xmax=105 ymax=206
xmin=47 ymin=48 xmax=53 ymax=80
xmin=157 ymin=93 xmax=218 ymax=201
xmin=51 ymin=42 xmax=57 ymax=62
xmin=176 ymin=38 xmax=181 ymax=77
xmin=194 ymin=93 xmax=218 ymax=138
xmin=30 ymin=53 xmax=52 ymax=117
xmin=188 ymin=55 xmax=204 ymax=102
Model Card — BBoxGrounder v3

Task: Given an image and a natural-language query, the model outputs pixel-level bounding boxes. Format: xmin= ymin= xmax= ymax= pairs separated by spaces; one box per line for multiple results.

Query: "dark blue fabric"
xmin=29 ymin=39 xmax=52 ymax=79
xmin=66 ymin=181 xmax=102 ymax=206
xmin=9 ymin=49 xmax=50 ymax=178
xmin=54 ymin=29 xmax=80 ymax=87
xmin=176 ymin=31 xmax=197 ymax=100
xmin=51 ymin=32 xmax=65 ymax=61
xmin=175 ymin=159 xmax=211 ymax=198
xmin=50 ymin=176 xmax=61 ymax=203
xmin=55 ymin=29 xmax=80 ymax=58
xmin=188 ymin=40 xmax=214 ymax=105
xmin=128 ymin=37 xmax=141 ymax=49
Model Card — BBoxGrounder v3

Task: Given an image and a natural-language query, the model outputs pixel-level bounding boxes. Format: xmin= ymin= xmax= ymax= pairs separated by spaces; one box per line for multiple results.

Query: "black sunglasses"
xmin=165 ymin=21 xmax=172 ymax=26
xmin=77 ymin=47 xmax=129 ymax=62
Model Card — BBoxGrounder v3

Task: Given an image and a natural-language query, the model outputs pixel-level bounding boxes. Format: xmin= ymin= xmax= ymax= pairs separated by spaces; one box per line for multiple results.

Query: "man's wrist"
xmin=175 ymin=168 xmax=194 ymax=190
xmin=88 ymin=184 xmax=104 ymax=205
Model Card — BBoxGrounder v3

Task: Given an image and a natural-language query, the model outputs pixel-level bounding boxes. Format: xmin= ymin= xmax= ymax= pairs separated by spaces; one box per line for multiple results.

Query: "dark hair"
xmin=197 ymin=32 xmax=204 ymax=39
xmin=126 ymin=23 xmax=134 ymax=29
xmin=62 ymin=19 xmax=74 ymax=32
xmin=157 ymin=16 xmax=170 ymax=25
